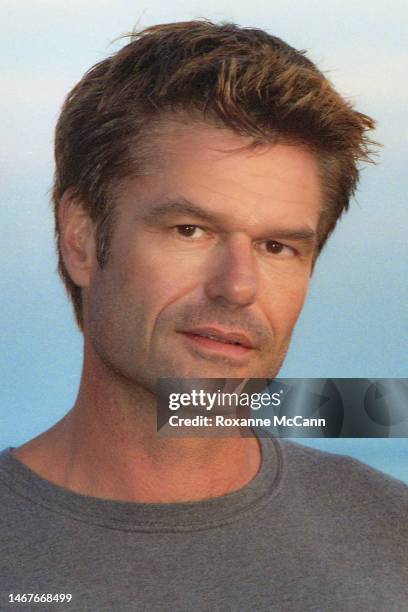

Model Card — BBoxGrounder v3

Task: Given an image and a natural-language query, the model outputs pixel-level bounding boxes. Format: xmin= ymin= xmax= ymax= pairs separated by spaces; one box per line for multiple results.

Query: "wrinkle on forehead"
xmin=115 ymin=120 xmax=322 ymax=235
xmin=157 ymin=123 xmax=321 ymax=198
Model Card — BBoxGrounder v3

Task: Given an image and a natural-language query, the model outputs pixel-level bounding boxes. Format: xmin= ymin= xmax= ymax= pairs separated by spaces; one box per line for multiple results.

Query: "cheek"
xmin=118 ymin=242 xmax=201 ymax=318
xmin=260 ymin=268 xmax=310 ymax=332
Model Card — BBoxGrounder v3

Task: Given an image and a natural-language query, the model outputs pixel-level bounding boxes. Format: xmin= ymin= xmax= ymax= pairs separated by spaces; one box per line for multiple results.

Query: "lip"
xmin=179 ymin=327 xmax=255 ymax=350
xmin=179 ymin=332 xmax=253 ymax=362
xmin=180 ymin=327 xmax=255 ymax=365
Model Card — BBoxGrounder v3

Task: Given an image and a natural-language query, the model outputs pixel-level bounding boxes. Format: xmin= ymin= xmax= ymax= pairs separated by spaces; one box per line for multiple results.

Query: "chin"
xmin=163 ymin=361 xmax=278 ymax=381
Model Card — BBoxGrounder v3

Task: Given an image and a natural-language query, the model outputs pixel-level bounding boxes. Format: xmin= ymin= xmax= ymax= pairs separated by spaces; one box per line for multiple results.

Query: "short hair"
xmin=52 ymin=19 xmax=377 ymax=328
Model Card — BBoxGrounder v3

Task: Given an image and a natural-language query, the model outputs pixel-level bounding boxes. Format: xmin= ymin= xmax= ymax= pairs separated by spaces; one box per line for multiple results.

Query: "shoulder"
xmin=0 ymin=447 xmax=27 ymax=504
xmin=278 ymin=439 xmax=408 ymax=514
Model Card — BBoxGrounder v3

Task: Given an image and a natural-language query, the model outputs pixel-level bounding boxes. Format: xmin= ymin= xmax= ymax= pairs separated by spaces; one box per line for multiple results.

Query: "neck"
xmin=13 ymin=347 xmax=261 ymax=503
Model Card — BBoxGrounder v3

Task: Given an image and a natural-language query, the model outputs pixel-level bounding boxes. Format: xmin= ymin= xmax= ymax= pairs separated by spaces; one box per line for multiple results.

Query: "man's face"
xmin=84 ymin=123 xmax=321 ymax=392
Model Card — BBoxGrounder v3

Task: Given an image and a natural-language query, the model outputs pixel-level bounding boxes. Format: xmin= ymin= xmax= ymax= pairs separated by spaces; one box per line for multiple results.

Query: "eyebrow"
xmin=141 ymin=197 xmax=317 ymax=244
xmin=263 ymin=228 xmax=316 ymax=243
xmin=142 ymin=198 xmax=217 ymax=225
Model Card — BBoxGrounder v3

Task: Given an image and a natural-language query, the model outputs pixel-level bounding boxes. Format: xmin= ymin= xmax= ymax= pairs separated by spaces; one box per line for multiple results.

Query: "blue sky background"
xmin=1 ymin=1 xmax=407 ymax=483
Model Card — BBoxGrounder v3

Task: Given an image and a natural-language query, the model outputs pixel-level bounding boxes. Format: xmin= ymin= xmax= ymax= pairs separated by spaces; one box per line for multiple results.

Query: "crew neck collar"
xmin=0 ymin=431 xmax=284 ymax=533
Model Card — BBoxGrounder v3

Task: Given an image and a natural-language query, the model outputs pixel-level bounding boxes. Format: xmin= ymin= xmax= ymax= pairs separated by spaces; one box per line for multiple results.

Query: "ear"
xmin=59 ymin=189 xmax=96 ymax=288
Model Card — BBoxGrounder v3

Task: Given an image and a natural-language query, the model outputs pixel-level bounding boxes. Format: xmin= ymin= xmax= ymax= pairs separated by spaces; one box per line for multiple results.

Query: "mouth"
xmin=178 ymin=327 xmax=255 ymax=360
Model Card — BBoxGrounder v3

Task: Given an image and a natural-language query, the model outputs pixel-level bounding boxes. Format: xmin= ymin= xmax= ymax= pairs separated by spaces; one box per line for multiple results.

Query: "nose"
xmin=204 ymin=235 xmax=258 ymax=308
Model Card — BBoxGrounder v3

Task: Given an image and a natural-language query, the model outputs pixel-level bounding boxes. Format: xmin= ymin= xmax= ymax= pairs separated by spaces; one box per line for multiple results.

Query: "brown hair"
xmin=53 ymin=20 xmax=377 ymax=328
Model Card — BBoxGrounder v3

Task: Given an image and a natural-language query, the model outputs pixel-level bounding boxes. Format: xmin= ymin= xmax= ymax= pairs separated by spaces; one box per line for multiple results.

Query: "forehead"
xmin=119 ymin=122 xmax=322 ymax=231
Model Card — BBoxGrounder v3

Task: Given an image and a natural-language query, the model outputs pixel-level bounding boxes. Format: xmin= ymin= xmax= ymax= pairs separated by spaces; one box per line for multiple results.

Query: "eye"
xmin=263 ymin=240 xmax=296 ymax=257
xmin=174 ymin=225 xmax=206 ymax=239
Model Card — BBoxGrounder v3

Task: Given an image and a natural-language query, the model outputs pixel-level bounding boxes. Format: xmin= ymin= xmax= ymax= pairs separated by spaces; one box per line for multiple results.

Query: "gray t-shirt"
xmin=0 ymin=435 xmax=407 ymax=612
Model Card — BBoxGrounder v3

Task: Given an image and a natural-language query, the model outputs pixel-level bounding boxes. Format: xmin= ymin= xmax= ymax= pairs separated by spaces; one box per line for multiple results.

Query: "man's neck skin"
xmin=13 ymin=345 xmax=261 ymax=503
